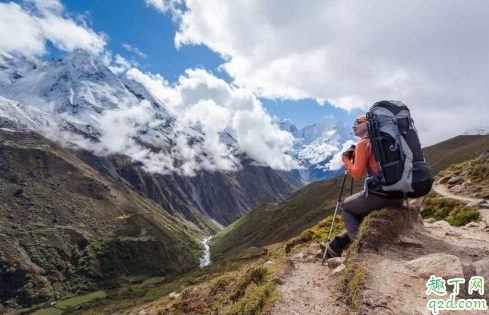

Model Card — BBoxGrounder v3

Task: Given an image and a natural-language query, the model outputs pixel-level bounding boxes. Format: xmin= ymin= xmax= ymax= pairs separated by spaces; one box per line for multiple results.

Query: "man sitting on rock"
xmin=321 ymin=115 xmax=404 ymax=258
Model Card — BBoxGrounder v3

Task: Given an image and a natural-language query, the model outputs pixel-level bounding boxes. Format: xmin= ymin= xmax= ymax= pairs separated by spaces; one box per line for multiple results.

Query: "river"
xmin=199 ymin=237 xmax=212 ymax=268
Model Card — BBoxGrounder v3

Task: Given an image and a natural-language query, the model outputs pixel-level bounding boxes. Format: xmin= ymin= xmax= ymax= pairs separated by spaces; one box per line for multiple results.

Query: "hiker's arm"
xmin=342 ymin=142 xmax=367 ymax=180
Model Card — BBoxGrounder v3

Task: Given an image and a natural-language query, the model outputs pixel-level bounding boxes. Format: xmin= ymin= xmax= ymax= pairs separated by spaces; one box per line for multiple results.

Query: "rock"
xmin=480 ymin=203 xmax=489 ymax=209
xmin=438 ymin=176 xmax=452 ymax=184
xmin=13 ymin=189 xmax=24 ymax=197
xmin=264 ymin=261 xmax=274 ymax=265
xmin=479 ymin=209 xmax=489 ymax=225
xmin=405 ymin=253 xmax=464 ymax=279
xmin=327 ymin=257 xmax=346 ymax=269
xmin=169 ymin=292 xmax=179 ymax=299
xmin=431 ymin=220 xmax=452 ymax=229
xmin=316 ymin=249 xmax=323 ymax=258
xmin=447 ymin=176 xmax=462 ymax=184
xmin=332 ymin=264 xmax=346 ymax=274
xmin=305 ymin=243 xmax=320 ymax=256
xmin=479 ymin=221 xmax=487 ymax=231
xmin=468 ymin=199 xmax=485 ymax=208
xmin=424 ymin=218 xmax=436 ymax=224
xmin=450 ymin=185 xmax=463 ymax=194
xmin=396 ymin=235 xmax=423 ymax=247
xmin=294 ymin=252 xmax=305 ymax=259
xmin=465 ymin=222 xmax=479 ymax=228
xmin=473 ymin=258 xmax=489 ymax=296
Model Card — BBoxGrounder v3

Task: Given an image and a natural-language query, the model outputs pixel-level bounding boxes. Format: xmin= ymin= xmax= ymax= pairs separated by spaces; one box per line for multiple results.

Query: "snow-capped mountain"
xmin=0 ymin=50 xmax=179 ymax=141
xmin=0 ymin=50 xmax=301 ymax=228
xmin=277 ymin=116 xmax=355 ymax=181
xmin=0 ymin=50 xmax=229 ymax=173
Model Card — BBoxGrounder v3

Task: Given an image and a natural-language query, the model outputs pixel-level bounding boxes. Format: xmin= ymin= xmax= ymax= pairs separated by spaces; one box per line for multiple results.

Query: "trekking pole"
xmin=322 ymin=169 xmax=348 ymax=265
xmin=349 ymin=156 xmax=355 ymax=196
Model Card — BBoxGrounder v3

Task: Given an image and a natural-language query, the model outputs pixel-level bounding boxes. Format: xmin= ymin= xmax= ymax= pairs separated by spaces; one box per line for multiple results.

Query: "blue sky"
xmin=43 ymin=0 xmax=363 ymax=129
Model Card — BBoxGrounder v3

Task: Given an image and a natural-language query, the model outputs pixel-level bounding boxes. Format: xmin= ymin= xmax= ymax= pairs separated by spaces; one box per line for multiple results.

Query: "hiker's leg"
xmin=340 ymin=191 xmax=403 ymax=240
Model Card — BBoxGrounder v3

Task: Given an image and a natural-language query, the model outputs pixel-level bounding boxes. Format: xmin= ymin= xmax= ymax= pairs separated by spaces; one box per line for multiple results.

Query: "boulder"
xmin=479 ymin=209 xmax=489 ymax=225
xmin=305 ymin=243 xmax=321 ymax=256
xmin=169 ymin=292 xmax=180 ymax=299
xmin=465 ymin=222 xmax=479 ymax=228
xmin=450 ymin=185 xmax=463 ymax=194
xmin=447 ymin=176 xmax=462 ymax=184
xmin=405 ymin=253 xmax=464 ymax=279
xmin=438 ymin=176 xmax=452 ymax=184
xmin=473 ymin=258 xmax=489 ymax=297
xmin=332 ymin=264 xmax=346 ymax=275
xmin=316 ymin=249 xmax=323 ymax=258
xmin=430 ymin=220 xmax=452 ymax=229
xmin=396 ymin=235 xmax=423 ymax=247
xmin=424 ymin=218 xmax=436 ymax=224
xmin=327 ymin=257 xmax=346 ymax=269
xmin=468 ymin=199 xmax=485 ymax=208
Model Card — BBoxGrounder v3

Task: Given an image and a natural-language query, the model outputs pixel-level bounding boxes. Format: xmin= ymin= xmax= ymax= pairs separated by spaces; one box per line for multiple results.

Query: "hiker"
xmin=320 ymin=115 xmax=404 ymax=258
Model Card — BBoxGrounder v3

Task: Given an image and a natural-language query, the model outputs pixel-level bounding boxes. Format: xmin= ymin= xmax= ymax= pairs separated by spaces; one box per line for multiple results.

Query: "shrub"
xmin=422 ymin=194 xmax=479 ymax=226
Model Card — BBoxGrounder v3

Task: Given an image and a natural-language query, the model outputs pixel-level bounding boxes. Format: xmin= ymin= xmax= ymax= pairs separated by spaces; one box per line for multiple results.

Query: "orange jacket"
xmin=341 ymin=137 xmax=379 ymax=180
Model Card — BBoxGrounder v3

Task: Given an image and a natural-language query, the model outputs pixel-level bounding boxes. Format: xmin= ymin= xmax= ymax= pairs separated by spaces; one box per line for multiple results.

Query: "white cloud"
xmin=155 ymin=0 xmax=489 ymax=146
xmin=326 ymin=140 xmax=356 ymax=171
xmin=127 ymin=67 xmax=300 ymax=170
xmin=122 ymin=43 xmax=148 ymax=59
xmin=145 ymin=0 xmax=183 ymax=17
xmin=0 ymin=0 xmax=107 ymax=56
xmin=99 ymin=52 xmax=137 ymax=75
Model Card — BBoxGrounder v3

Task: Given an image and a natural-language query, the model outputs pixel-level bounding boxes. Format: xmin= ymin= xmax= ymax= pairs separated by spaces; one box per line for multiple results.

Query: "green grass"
xmin=422 ymin=191 xmax=480 ymax=226
xmin=54 ymin=291 xmax=107 ymax=310
xmin=31 ymin=307 xmax=64 ymax=315
xmin=167 ymin=264 xmax=276 ymax=315
xmin=29 ymin=291 xmax=107 ymax=315
xmin=210 ymin=177 xmax=364 ymax=260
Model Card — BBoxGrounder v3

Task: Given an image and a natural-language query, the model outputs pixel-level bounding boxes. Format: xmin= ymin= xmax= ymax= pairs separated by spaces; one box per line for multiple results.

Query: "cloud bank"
xmin=127 ymin=68 xmax=300 ymax=170
xmin=0 ymin=0 xmax=107 ymax=56
xmin=157 ymin=0 xmax=489 ymax=146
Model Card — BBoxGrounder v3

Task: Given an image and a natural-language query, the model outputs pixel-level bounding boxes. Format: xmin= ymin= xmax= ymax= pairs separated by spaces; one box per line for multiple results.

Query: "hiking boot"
xmin=319 ymin=242 xmax=340 ymax=259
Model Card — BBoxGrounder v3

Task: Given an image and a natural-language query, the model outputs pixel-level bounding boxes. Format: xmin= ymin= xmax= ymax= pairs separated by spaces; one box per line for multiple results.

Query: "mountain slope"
xmin=0 ymin=129 xmax=212 ymax=308
xmin=211 ymin=134 xmax=489 ymax=259
xmin=0 ymin=51 xmax=302 ymax=227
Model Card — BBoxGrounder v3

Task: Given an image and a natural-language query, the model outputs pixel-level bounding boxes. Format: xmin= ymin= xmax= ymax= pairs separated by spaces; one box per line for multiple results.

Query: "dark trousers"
xmin=329 ymin=190 xmax=403 ymax=253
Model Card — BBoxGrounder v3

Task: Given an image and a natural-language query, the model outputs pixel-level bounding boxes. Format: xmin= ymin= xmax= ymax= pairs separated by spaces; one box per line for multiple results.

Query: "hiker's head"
xmin=352 ymin=115 xmax=367 ymax=138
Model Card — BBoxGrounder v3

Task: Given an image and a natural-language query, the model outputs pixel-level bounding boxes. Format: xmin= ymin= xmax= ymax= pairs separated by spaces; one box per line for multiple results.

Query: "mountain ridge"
xmin=276 ymin=116 xmax=355 ymax=182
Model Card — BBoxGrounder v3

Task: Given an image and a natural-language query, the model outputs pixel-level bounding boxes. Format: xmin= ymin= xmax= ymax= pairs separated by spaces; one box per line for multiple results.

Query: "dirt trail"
xmin=269 ymin=253 xmax=350 ymax=315
xmin=432 ymin=183 xmax=481 ymax=203
xmin=361 ymin=216 xmax=489 ymax=314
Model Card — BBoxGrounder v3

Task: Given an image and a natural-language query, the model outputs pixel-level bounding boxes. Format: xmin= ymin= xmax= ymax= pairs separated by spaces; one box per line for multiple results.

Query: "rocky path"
xmin=433 ymin=182 xmax=489 ymax=227
xmin=269 ymin=248 xmax=350 ymax=315
xmin=432 ymin=182 xmax=481 ymax=203
xmin=360 ymin=209 xmax=489 ymax=314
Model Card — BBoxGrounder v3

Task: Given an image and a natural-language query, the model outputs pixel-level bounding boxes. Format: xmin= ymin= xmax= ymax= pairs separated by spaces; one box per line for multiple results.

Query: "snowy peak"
xmin=276 ymin=115 xmax=356 ymax=181
xmin=276 ymin=118 xmax=299 ymax=137
xmin=0 ymin=50 xmax=175 ymax=128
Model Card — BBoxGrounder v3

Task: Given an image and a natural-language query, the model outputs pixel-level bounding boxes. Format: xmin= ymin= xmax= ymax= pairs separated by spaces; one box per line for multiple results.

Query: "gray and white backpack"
xmin=365 ymin=100 xmax=434 ymax=198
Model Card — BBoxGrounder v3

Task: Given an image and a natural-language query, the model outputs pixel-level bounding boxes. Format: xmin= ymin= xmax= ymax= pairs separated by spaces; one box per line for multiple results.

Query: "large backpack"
xmin=365 ymin=100 xmax=434 ymax=198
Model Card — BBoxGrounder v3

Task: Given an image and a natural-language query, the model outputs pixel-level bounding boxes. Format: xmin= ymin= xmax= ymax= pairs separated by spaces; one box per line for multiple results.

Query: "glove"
xmin=342 ymin=145 xmax=356 ymax=160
